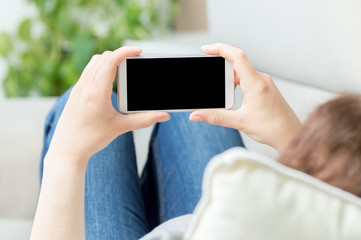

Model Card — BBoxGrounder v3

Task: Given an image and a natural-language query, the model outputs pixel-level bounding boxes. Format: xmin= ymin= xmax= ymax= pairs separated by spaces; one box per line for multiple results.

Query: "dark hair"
xmin=278 ymin=94 xmax=361 ymax=197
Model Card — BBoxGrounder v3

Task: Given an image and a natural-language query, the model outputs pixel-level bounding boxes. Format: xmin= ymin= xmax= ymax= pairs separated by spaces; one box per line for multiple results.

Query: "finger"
xmin=110 ymin=46 xmax=142 ymax=68
xmin=93 ymin=50 xmax=113 ymax=83
xmin=95 ymin=46 xmax=142 ymax=91
xmin=81 ymin=54 xmax=98 ymax=77
xmin=201 ymin=43 xmax=259 ymax=92
xmin=78 ymin=54 xmax=102 ymax=83
xmin=189 ymin=109 xmax=242 ymax=130
xmin=234 ymin=71 xmax=238 ymax=89
xmin=118 ymin=111 xmax=170 ymax=132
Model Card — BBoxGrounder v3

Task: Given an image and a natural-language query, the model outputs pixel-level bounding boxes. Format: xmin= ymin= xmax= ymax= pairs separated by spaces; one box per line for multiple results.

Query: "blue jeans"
xmin=40 ymin=88 xmax=245 ymax=240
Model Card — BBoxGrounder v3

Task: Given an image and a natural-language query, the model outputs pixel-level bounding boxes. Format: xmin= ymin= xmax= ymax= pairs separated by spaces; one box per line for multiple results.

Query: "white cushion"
xmin=185 ymin=148 xmax=361 ymax=240
xmin=206 ymin=0 xmax=361 ymax=94
xmin=0 ymin=218 xmax=32 ymax=240
xmin=0 ymin=98 xmax=55 ymax=219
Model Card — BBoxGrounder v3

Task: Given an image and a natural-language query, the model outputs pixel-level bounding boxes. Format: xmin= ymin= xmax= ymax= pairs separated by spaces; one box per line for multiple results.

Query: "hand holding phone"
xmin=46 ymin=47 xmax=170 ymax=163
xmin=190 ymin=43 xmax=302 ymax=152
xmin=117 ymin=55 xmax=235 ymax=113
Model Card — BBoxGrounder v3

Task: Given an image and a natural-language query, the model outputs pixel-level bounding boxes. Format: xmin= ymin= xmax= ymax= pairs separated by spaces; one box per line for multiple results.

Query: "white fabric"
xmin=206 ymin=0 xmax=361 ymax=94
xmin=0 ymin=218 xmax=33 ymax=240
xmin=141 ymin=215 xmax=192 ymax=240
xmin=184 ymin=148 xmax=361 ymax=240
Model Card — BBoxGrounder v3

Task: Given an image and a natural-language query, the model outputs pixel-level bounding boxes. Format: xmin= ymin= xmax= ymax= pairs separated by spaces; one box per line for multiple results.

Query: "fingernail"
xmin=158 ymin=116 xmax=170 ymax=123
xmin=190 ymin=115 xmax=203 ymax=121
xmin=201 ymin=44 xmax=214 ymax=52
xmin=130 ymin=46 xmax=142 ymax=52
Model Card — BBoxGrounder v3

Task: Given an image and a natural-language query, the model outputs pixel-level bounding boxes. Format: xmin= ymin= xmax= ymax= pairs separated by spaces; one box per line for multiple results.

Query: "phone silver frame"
xmin=117 ymin=55 xmax=234 ymax=113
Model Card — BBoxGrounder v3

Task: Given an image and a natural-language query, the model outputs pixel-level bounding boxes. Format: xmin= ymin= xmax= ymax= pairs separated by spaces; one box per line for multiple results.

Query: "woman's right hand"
xmin=47 ymin=47 xmax=170 ymax=166
xmin=189 ymin=43 xmax=301 ymax=152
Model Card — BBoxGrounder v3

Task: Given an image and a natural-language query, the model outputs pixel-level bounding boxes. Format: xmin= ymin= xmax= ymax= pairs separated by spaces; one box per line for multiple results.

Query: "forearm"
xmin=30 ymin=153 xmax=88 ymax=240
xmin=30 ymin=46 xmax=168 ymax=240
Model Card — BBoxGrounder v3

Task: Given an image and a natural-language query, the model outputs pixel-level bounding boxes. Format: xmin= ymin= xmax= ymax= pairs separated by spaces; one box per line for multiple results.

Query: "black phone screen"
xmin=126 ymin=56 xmax=225 ymax=111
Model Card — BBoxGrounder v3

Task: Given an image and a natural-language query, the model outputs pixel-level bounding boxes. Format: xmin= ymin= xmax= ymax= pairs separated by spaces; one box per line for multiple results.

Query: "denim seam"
xmin=151 ymin=134 xmax=166 ymax=223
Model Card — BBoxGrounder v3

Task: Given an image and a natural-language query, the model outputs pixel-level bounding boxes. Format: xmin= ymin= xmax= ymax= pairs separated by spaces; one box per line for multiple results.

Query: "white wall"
xmin=0 ymin=0 xmax=36 ymax=99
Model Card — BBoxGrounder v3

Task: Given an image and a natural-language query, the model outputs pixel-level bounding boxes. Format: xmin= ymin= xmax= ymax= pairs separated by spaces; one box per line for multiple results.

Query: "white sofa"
xmin=1 ymin=0 xmax=360 ymax=239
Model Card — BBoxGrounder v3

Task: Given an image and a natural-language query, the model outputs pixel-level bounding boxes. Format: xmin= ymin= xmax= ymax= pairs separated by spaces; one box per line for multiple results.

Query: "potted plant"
xmin=0 ymin=0 xmax=177 ymax=97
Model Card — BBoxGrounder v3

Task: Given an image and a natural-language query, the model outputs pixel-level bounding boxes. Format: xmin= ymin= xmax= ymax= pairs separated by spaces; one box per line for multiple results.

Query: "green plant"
xmin=0 ymin=0 xmax=177 ymax=97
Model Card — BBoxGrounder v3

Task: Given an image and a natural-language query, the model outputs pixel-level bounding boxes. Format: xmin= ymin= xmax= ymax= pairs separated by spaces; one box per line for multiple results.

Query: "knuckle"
xmin=254 ymin=73 xmax=274 ymax=94
xmin=208 ymin=113 xmax=220 ymax=125
xmin=261 ymin=73 xmax=272 ymax=82
xmin=142 ymin=116 xmax=154 ymax=128
xmin=102 ymin=50 xmax=112 ymax=55
xmin=256 ymin=80 xmax=269 ymax=94
xmin=71 ymin=83 xmax=101 ymax=106
xmin=236 ymin=49 xmax=246 ymax=59
xmin=74 ymin=82 xmax=97 ymax=100
xmin=90 ymin=54 xmax=100 ymax=62
xmin=102 ymin=51 xmax=113 ymax=61
xmin=102 ymin=52 xmax=116 ymax=65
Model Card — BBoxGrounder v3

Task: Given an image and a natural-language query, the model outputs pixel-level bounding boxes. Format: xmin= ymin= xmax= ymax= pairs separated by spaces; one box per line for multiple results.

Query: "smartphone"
xmin=117 ymin=55 xmax=234 ymax=113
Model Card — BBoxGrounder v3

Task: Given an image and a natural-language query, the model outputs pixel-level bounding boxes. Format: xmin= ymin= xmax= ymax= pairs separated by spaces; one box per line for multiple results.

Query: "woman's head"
xmin=278 ymin=94 xmax=361 ymax=197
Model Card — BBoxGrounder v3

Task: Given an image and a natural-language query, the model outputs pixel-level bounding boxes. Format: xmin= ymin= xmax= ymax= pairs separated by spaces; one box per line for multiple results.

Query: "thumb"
xmin=119 ymin=112 xmax=170 ymax=132
xmin=189 ymin=109 xmax=242 ymax=130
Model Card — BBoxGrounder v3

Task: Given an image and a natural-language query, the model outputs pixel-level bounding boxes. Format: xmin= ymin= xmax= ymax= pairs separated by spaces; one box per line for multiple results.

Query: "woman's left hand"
xmin=46 ymin=46 xmax=170 ymax=166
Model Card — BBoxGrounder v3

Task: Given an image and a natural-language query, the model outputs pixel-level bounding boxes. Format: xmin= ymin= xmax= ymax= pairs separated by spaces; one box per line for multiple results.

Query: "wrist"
xmin=44 ymin=148 xmax=90 ymax=172
xmin=273 ymin=117 xmax=302 ymax=153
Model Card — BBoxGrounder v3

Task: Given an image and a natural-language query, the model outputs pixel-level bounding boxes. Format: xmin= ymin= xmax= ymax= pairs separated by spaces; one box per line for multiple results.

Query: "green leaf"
xmin=2 ymin=0 xmax=178 ymax=97
xmin=56 ymin=8 xmax=74 ymax=37
xmin=126 ymin=1 xmax=142 ymax=26
xmin=3 ymin=75 xmax=19 ymax=97
xmin=30 ymin=0 xmax=47 ymax=8
xmin=133 ymin=26 xmax=151 ymax=39
xmin=0 ymin=33 xmax=12 ymax=57
xmin=18 ymin=19 xmax=32 ymax=41
xmin=71 ymin=31 xmax=95 ymax=74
